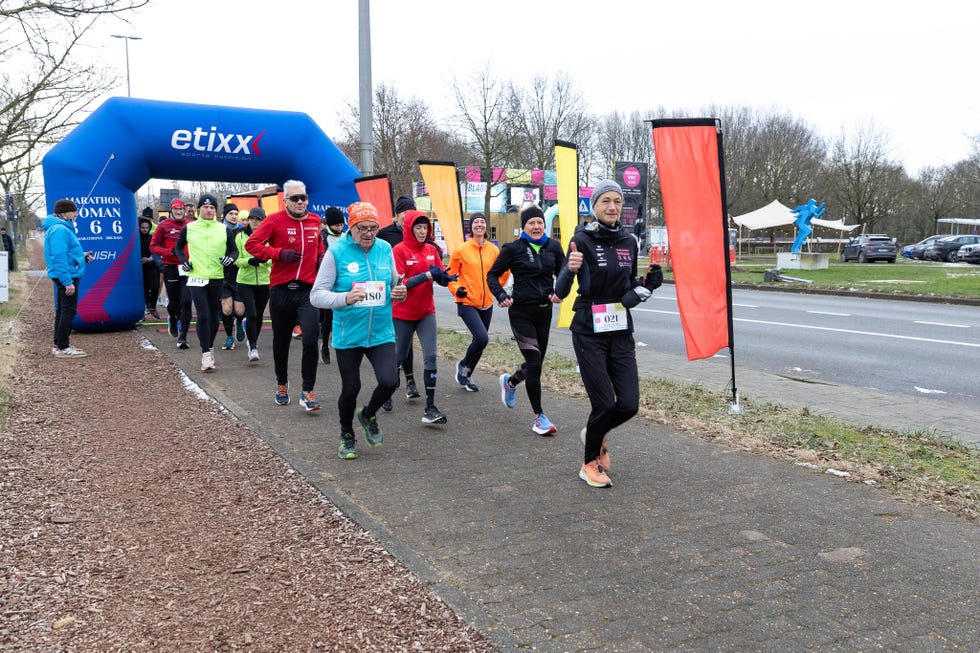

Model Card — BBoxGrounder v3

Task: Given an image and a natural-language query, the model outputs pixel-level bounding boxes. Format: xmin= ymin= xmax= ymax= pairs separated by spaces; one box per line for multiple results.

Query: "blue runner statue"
xmin=791 ymin=198 xmax=826 ymax=253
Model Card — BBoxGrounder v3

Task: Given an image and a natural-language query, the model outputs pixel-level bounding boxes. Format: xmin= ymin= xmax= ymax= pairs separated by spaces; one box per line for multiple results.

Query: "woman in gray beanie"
xmin=555 ymin=179 xmax=663 ymax=488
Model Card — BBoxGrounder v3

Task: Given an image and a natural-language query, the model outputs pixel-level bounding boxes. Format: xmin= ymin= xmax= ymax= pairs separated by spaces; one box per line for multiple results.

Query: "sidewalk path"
xmin=139 ymin=313 xmax=979 ymax=652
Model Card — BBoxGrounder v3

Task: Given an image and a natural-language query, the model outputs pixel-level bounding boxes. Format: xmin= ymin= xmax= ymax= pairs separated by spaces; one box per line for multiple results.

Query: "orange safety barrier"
xmin=649 ymin=245 xmax=668 ymax=266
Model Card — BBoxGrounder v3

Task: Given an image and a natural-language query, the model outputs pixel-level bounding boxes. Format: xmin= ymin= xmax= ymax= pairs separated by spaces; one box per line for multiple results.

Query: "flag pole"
xmin=714 ymin=122 xmax=740 ymax=413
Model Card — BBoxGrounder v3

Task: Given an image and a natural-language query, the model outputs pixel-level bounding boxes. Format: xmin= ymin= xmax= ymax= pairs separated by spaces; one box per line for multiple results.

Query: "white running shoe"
xmin=201 ymin=350 xmax=215 ymax=371
xmin=248 ymin=348 xmax=260 ymax=362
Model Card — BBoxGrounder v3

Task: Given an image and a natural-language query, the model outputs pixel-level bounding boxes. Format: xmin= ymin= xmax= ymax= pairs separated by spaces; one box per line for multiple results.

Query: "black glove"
xmin=279 ymin=249 xmax=301 ymax=263
xmin=455 ymin=287 xmax=468 ymax=299
xmin=621 ymin=285 xmax=652 ymax=309
xmin=220 ymin=256 xmax=235 ymax=267
xmin=429 ymin=265 xmax=455 ymax=287
xmin=248 ymin=257 xmax=261 ymax=267
xmin=180 ymin=260 xmax=193 ymax=273
xmin=644 ymin=264 xmax=663 ymax=291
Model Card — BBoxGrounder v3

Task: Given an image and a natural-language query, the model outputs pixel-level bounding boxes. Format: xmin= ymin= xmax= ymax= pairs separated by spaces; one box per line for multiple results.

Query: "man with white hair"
xmin=245 ymin=180 xmax=326 ymax=411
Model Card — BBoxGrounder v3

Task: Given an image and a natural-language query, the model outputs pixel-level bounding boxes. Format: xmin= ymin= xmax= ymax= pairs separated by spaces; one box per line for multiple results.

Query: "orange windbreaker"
xmin=446 ymin=237 xmax=509 ymax=310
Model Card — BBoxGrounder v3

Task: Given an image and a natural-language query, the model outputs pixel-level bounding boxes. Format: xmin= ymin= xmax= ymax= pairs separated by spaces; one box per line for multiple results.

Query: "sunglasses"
xmin=287 ymin=194 xmax=308 ymax=202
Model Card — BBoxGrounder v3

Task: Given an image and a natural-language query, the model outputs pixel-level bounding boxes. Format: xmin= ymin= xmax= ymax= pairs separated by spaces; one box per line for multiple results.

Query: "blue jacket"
xmin=42 ymin=215 xmax=86 ymax=286
xmin=310 ymin=232 xmax=398 ymax=350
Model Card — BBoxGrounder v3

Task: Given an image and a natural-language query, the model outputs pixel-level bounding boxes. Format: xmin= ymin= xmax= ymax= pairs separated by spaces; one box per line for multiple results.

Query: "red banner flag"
xmin=651 ymin=119 xmax=732 ymax=361
xmin=353 ymin=175 xmax=394 ymax=228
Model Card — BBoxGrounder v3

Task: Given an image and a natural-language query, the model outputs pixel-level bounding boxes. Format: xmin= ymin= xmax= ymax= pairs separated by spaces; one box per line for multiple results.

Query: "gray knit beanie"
xmin=590 ymin=180 xmax=623 ymax=211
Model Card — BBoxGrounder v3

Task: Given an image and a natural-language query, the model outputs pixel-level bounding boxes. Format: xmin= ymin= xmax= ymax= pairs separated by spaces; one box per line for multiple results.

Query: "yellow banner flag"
xmin=418 ymin=160 xmax=464 ymax=255
xmin=554 ymin=140 xmax=579 ymax=328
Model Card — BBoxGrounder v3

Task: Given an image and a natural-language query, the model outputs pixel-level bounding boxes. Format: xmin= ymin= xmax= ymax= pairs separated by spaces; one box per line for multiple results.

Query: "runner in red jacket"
xmin=149 ymin=198 xmax=196 ymax=343
xmin=244 ymin=180 xmax=326 ymax=411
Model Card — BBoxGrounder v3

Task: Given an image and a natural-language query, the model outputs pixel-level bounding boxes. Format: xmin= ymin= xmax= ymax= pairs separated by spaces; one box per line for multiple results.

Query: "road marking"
xmin=636 ymin=308 xmax=980 ymax=347
xmin=807 ymin=310 xmax=850 ymax=316
xmin=914 ymin=321 xmax=970 ymax=328
xmin=914 ymin=386 xmax=948 ymax=394
xmin=733 ymin=303 xmax=758 ymax=308
xmin=734 ymin=318 xmax=980 ymax=348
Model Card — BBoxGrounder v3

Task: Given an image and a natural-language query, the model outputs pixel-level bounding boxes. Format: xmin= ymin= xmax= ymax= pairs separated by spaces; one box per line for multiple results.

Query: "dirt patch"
xmin=1 ymin=242 xmax=495 ymax=650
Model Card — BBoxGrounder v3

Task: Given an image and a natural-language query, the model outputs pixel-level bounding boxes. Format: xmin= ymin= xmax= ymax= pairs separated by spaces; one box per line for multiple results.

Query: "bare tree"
xmin=338 ymin=83 xmax=457 ymax=199
xmin=506 ymin=72 xmax=593 ymax=171
xmin=1 ymin=0 xmax=148 ymax=237
xmin=825 ymin=123 xmax=909 ymax=232
xmin=449 ymin=69 xmax=523 ymax=215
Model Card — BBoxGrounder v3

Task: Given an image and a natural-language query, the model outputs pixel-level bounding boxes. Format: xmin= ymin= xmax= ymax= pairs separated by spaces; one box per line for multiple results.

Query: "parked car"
xmin=922 ymin=234 xmax=980 ymax=262
xmin=840 ymin=234 xmax=897 ymax=263
xmin=957 ymin=242 xmax=980 ymax=264
xmin=900 ymin=234 xmax=944 ymax=260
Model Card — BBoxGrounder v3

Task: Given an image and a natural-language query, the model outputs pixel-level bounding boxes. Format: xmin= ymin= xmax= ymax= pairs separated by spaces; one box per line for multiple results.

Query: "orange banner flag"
xmin=353 ymin=175 xmax=394 ymax=228
xmin=650 ymin=119 xmax=732 ymax=361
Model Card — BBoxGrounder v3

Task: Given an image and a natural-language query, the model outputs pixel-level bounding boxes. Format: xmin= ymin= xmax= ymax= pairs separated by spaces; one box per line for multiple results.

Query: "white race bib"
xmin=186 ymin=276 xmax=208 ymax=287
xmin=353 ymin=280 xmax=386 ymax=307
xmin=591 ymin=303 xmax=628 ymax=333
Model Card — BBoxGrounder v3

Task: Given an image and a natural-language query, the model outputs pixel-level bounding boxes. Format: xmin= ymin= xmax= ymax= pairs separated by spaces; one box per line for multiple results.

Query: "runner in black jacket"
xmin=487 ymin=205 xmax=566 ymax=436
xmin=555 ymin=179 xmax=663 ymax=488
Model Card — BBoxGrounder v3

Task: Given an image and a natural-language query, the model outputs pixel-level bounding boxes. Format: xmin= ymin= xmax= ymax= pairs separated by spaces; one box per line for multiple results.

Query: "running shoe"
xmin=275 ymin=384 xmax=289 ymax=406
xmin=579 ymin=460 xmax=612 ymax=488
xmin=357 ymin=408 xmax=383 ymax=447
xmin=462 ymin=378 xmax=479 ymax=392
xmin=292 ymin=325 xmax=302 ymax=338
xmin=499 ymin=374 xmax=516 ymax=408
xmin=338 ymin=433 xmax=357 ymax=460
xmin=149 ymin=309 xmax=160 ymax=320
xmin=455 ymin=360 xmax=469 ymax=386
xmin=421 ymin=405 xmax=448 ymax=425
xmin=580 ymin=427 xmax=610 ymax=470
xmin=532 ymin=413 xmax=557 ymax=436
xmin=321 ymin=348 xmax=331 ymax=364
xmin=236 ymin=318 xmax=246 ymax=342
xmin=382 ymin=399 xmax=393 ymax=412
xmin=176 ymin=338 xmax=189 ymax=350
xmin=53 ymin=346 xmax=87 ymax=358
xmin=404 ymin=378 xmax=420 ymax=399
xmin=201 ymin=351 xmax=215 ymax=372
xmin=168 ymin=315 xmax=179 ymax=337
xmin=248 ymin=348 xmax=260 ymax=362
xmin=299 ymin=390 xmax=320 ymax=411
xmin=222 ymin=336 xmax=235 ymax=350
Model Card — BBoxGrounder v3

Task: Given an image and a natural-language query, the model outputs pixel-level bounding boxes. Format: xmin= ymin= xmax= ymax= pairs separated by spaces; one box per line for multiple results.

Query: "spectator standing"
xmin=310 ymin=202 xmax=407 ymax=459
xmin=555 ymin=179 xmax=662 ymax=488
xmin=235 ymin=206 xmax=272 ymax=362
xmin=42 ymin=199 xmax=91 ymax=358
xmin=1 ymin=227 xmax=14 ymax=270
xmin=446 ymin=212 xmax=506 ymax=392
xmin=139 ymin=217 xmax=160 ymax=319
xmin=174 ymin=194 xmax=238 ymax=372
xmin=245 ymin=180 xmax=325 ymax=411
xmin=487 ymin=205 xmax=566 ymax=436
xmin=392 ymin=210 xmax=456 ymax=425
xmin=150 ymin=198 xmax=195 ymax=347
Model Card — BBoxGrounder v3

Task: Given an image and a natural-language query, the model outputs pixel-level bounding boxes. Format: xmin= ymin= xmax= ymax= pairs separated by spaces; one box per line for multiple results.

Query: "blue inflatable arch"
xmin=41 ymin=97 xmax=360 ymax=331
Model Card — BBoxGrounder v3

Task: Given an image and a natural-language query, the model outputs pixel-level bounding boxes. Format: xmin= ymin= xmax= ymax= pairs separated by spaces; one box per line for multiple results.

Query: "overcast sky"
xmin=84 ymin=0 xmax=976 ymax=176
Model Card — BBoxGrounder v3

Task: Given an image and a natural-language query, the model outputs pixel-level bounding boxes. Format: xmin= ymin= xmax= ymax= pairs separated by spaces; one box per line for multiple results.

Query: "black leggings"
xmin=269 ymin=284 xmax=319 ymax=391
xmin=52 ymin=279 xmax=79 ymax=349
xmin=335 ymin=342 xmax=398 ymax=434
xmin=505 ymin=303 xmax=553 ymax=415
xmin=188 ymin=279 xmax=223 ymax=352
xmin=572 ymin=331 xmax=640 ymax=464
xmin=238 ymin=283 xmax=269 ymax=348
xmin=142 ymin=264 xmax=160 ymax=310
xmin=163 ymin=264 xmax=193 ymax=337
xmin=457 ymin=303 xmax=493 ymax=374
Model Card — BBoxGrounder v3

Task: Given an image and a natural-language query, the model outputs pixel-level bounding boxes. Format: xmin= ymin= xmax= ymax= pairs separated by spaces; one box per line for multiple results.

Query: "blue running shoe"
xmin=455 ymin=360 xmax=468 ymax=386
xmin=532 ymin=413 xmax=557 ymax=435
xmin=499 ymin=374 xmax=516 ymax=409
xmin=236 ymin=318 xmax=246 ymax=342
xmin=222 ymin=335 xmax=235 ymax=350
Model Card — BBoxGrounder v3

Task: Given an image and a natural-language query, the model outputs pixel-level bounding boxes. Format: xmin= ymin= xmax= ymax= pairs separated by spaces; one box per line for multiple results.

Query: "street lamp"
xmin=110 ymin=34 xmax=142 ymax=97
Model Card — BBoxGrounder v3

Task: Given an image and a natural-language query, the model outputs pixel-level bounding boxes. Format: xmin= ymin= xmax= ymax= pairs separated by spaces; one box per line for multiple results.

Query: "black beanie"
xmin=53 ymin=199 xmax=78 ymax=214
xmin=324 ymin=207 xmax=344 ymax=226
xmin=520 ymin=205 xmax=545 ymax=228
xmin=141 ymin=207 xmax=154 ymax=219
xmin=394 ymin=195 xmax=416 ymax=214
xmin=222 ymin=202 xmax=239 ymax=217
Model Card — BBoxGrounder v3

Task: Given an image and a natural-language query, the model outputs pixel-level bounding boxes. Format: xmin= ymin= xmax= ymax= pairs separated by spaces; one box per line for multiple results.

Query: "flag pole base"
xmin=728 ymin=389 xmax=742 ymax=415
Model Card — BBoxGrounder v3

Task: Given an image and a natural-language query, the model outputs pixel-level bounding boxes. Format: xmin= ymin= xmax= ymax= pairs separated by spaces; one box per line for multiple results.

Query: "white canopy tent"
xmin=731 ymin=200 xmax=859 ymax=232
